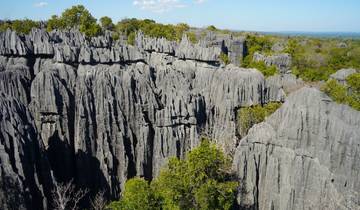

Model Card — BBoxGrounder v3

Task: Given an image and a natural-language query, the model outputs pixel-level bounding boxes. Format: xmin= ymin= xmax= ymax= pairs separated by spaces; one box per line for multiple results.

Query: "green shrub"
xmin=207 ymin=25 xmax=218 ymax=31
xmin=321 ymin=79 xmax=360 ymax=111
xmin=100 ymin=16 xmax=114 ymax=30
xmin=284 ymin=37 xmax=360 ymax=82
xmin=0 ymin=19 xmax=39 ymax=34
xmin=186 ymin=31 xmax=197 ymax=44
xmin=108 ymin=139 xmax=238 ymax=210
xmin=127 ymin=32 xmax=136 ymax=45
xmin=46 ymin=5 xmax=101 ymax=37
xmin=242 ymin=35 xmax=274 ymax=69
xmin=346 ymin=73 xmax=360 ymax=92
xmin=115 ymin=18 xmax=191 ymax=42
xmin=248 ymin=61 xmax=277 ymax=77
xmin=238 ymin=102 xmax=282 ymax=137
xmin=220 ymin=52 xmax=231 ymax=65
xmin=107 ymin=178 xmax=161 ymax=210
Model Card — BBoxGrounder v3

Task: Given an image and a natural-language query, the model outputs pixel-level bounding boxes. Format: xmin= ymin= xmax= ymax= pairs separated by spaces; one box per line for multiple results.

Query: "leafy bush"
xmin=284 ymin=37 xmax=360 ymax=82
xmin=347 ymin=73 xmax=360 ymax=92
xmin=220 ymin=52 xmax=231 ymax=65
xmin=321 ymin=78 xmax=360 ymax=111
xmin=115 ymin=19 xmax=193 ymax=43
xmin=47 ymin=5 xmax=101 ymax=37
xmin=107 ymin=178 xmax=161 ymax=210
xmin=186 ymin=31 xmax=198 ymax=44
xmin=99 ymin=16 xmax=114 ymax=30
xmin=238 ymin=102 xmax=282 ymax=137
xmin=0 ymin=19 xmax=39 ymax=34
xmin=108 ymin=139 xmax=238 ymax=210
xmin=207 ymin=25 xmax=218 ymax=31
xmin=242 ymin=35 xmax=274 ymax=69
xmin=248 ymin=61 xmax=277 ymax=77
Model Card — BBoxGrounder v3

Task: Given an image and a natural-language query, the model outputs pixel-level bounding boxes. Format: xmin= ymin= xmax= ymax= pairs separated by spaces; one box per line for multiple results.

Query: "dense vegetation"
xmin=237 ymin=102 xmax=282 ymax=137
xmin=321 ymin=73 xmax=360 ymax=110
xmin=115 ymin=18 xmax=197 ymax=44
xmin=0 ymin=5 xmax=197 ymax=42
xmin=241 ymin=35 xmax=278 ymax=77
xmin=241 ymin=33 xmax=360 ymax=82
xmin=0 ymin=19 xmax=40 ymax=34
xmin=285 ymin=38 xmax=360 ymax=81
xmin=108 ymin=139 xmax=238 ymax=210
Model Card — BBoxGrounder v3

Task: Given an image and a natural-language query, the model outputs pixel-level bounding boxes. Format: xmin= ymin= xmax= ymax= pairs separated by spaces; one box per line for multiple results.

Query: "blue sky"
xmin=0 ymin=0 xmax=359 ymax=32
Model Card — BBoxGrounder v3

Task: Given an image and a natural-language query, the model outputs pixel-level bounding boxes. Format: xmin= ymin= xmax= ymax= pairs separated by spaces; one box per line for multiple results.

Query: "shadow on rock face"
xmin=47 ymin=130 xmax=75 ymax=183
xmin=75 ymin=150 xmax=114 ymax=207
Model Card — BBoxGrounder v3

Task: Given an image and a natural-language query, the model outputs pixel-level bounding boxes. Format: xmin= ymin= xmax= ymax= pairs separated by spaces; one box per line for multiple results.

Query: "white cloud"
xmin=194 ymin=0 xmax=206 ymax=4
xmin=134 ymin=0 xmax=208 ymax=13
xmin=34 ymin=2 xmax=48 ymax=8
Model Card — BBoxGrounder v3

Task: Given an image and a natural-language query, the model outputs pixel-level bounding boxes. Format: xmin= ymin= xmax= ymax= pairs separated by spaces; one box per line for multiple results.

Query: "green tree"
xmin=46 ymin=5 xmax=101 ymax=37
xmin=100 ymin=16 xmax=114 ymax=30
xmin=207 ymin=25 xmax=218 ymax=31
xmin=107 ymin=178 xmax=161 ymax=210
xmin=153 ymin=139 xmax=237 ymax=210
xmin=108 ymin=139 xmax=238 ymax=210
xmin=0 ymin=19 xmax=39 ymax=34
xmin=47 ymin=15 xmax=65 ymax=31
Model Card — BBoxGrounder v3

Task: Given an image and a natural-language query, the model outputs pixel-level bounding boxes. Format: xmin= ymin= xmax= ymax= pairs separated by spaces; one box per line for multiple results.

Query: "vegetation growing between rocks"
xmin=237 ymin=102 xmax=282 ymax=137
xmin=0 ymin=19 xmax=40 ymax=34
xmin=220 ymin=52 xmax=231 ymax=65
xmin=46 ymin=5 xmax=102 ymax=37
xmin=115 ymin=19 xmax=196 ymax=44
xmin=321 ymin=73 xmax=360 ymax=110
xmin=285 ymin=38 xmax=360 ymax=81
xmin=107 ymin=139 xmax=238 ymax=210
xmin=248 ymin=61 xmax=278 ymax=77
xmin=242 ymin=34 xmax=273 ymax=68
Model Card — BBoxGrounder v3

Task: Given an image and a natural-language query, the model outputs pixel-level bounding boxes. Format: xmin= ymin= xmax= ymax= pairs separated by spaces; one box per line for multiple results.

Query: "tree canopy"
xmin=108 ymin=139 xmax=238 ymax=210
xmin=47 ymin=5 xmax=101 ymax=37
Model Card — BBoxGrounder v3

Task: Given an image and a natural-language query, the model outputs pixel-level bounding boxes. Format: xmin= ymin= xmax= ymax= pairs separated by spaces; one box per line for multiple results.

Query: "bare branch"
xmin=90 ymin=190 xmax=107 ymax=210
xmin=51 ymin=179 xmax=89 ymax=210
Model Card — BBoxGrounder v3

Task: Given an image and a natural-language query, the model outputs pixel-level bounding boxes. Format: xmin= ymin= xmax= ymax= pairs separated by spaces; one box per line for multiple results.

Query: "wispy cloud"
xmin=33 ymin=2 xmax=48 ymax=8
xmin=194 ymin=0 xmax=206 ymax=4
xmin=133 ymin=0 xmax=205 ymax=13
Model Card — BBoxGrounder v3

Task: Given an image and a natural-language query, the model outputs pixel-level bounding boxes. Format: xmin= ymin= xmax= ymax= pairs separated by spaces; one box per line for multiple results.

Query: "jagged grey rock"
xmin=1 ymin=28 xmax=358 ymax=210
xmin=135 ymin=31 xmax=177 ymax=55
xmin=233 ymin=87 xmax=360 ymax=210
xmin=30 ymin=28 xmax=54 ymax=55
xmin=265 ymin=74 xmax=304 ymax=101
xmin=0 ymin=56 xmax=31 ymax=104
xmin=0 ymin=29 xmax=31 ymax=56
xmin=0 ymin=93 xmax=54 ymax=210
xmin=253 ymin=52 xmax=292 ymax=73
xmin=330 ymin=68 xmax=357 ymax=85
xmin=176 ymin=34 xmax=221 ymax=62
xmin=201 ymin=31 xmax=246 ymax=65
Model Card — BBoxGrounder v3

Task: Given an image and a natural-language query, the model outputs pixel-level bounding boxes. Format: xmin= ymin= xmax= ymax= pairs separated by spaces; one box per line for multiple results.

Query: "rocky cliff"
xmin=0 ymin=28 xmax=358 ymax=210
xmin=0 ymin=28 xmax=285 ymax=209
xmin=233 ymin=87 xmax=360 ymax=210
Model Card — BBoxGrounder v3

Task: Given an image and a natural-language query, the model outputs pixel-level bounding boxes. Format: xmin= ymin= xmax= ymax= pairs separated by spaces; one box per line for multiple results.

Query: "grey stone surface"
xmin=330 ymin=68 xmax=357 ymax=85
xmin=0 ymin=28 xmax=358 ymax=210
xmin=0 ymin=93 xmax=54 ymax=210
xmin=0 ymin=29 xmax=31 ymax=55
xmin=176 ymin=34 xmax=221 ymax=62
xmin=253 ymin=52 xmax=292 ymax=73
xmin=233 ymin=87 xmax=360 ymax=210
